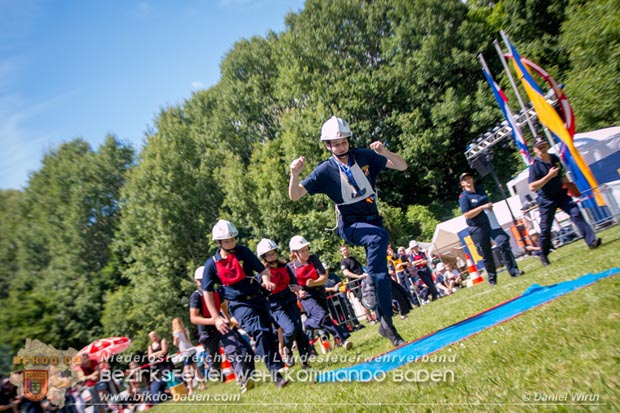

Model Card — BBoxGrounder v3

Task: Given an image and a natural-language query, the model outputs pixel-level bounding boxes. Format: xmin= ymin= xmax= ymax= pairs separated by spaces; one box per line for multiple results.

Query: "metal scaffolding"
xmin=464 ymin=98 xmax=557 ymax=162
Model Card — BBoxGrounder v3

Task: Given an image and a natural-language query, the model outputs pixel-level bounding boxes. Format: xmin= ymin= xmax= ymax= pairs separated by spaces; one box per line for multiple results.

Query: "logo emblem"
xmin=23 ymin=370 xmax=48 ymax=401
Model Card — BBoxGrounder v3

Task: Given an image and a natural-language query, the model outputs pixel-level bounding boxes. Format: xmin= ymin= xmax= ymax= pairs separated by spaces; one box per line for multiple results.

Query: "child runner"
xmin=201 ymin=220 xmax=288 ymax=389
xmin=256 ymin=238 xmax=313 ymax=369
xmin=287 ymin=235 xmax=353 ymax=350
xmin=189 ymin=266 xmax=255 ymax=392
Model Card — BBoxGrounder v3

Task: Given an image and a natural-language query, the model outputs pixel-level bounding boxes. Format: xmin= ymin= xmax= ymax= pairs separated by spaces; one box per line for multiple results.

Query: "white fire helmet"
xmin=194 ymin=266 xmax=205 ymax=280
xmin=212 ymin=219 xmax=238 ymax=240
xmin=257 ymin=238 xmax=279 ymax=257
xmin=320 ymin=116 xmax=352 ymax=141
xmin=289 ymin=235 xmax=311 ymax=252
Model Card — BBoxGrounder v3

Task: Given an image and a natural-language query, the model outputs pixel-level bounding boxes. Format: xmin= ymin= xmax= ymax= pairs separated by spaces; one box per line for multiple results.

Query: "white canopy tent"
xmin=430 ymin=216 xmax=466 ymax=257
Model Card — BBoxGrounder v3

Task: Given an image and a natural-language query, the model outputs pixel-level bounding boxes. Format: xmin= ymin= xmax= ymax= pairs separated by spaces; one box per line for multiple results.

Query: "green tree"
xmin=561 ymin=0 xmax=620 ymax=130
xmin=0 ymin=190 xmax=22 ymax=299
xmin=108 ymin=106 xmax=223 ymax=351
xmin=405 ymin=204 xmax=441 ymax=242
xmin=211 ymin=34 xmax=284 ymax=164
xmin=1 ymin=137 xmax=133 ymax=351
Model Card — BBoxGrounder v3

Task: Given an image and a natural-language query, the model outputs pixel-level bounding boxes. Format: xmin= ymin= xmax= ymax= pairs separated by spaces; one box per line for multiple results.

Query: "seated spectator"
xmin=77 ymin=353 xmax=104 ymax=413
xmin=433 ymin=263 xmax=453 ymax=297
xmin=443 ymin=262 xmax=463 ymax=291
xmin=96 ymin=360 xmax=121 ymax=412
xmin=413 ymin=276 xmax=429 ymax=304
xmin=118 ymin=361 xmax=149 ymax=412
xmin=525 ymin=229 xmax=542 ymax=253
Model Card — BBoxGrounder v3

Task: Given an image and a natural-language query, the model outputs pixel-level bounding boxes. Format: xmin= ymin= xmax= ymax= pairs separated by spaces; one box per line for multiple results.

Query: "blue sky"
xmin=0 ymin=0 xmax=305 ymax=190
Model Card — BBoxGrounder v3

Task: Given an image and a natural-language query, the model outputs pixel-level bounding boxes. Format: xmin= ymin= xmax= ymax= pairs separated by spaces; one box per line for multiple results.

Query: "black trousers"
xmin=416 ymin=267 xmax=439 ymax=300
xmin=469 ymin=225 xmax=496 ymax=283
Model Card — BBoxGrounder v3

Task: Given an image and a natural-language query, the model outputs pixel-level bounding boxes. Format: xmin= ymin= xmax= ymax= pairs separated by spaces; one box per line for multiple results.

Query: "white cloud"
xmin=191 ymin=81 xmax=204 ymax=90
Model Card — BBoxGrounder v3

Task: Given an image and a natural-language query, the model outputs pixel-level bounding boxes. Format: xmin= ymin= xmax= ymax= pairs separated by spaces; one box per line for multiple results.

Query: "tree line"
xmin=1 ymin=0 xmax=618 ymax=371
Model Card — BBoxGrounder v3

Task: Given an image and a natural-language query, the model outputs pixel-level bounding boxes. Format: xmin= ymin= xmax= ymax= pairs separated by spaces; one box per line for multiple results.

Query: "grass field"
xmin=154 ymin=225 xmax=620 ymax=412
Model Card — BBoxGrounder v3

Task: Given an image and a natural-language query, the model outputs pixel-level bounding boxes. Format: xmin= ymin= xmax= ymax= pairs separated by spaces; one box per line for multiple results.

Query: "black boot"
xmin=378 ymin=320 xmax=406 ymax=347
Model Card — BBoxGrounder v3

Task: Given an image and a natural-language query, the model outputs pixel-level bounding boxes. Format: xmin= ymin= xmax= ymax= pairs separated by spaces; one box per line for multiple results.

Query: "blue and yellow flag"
xmin=503 ymin=33 xmax=605 ymax=206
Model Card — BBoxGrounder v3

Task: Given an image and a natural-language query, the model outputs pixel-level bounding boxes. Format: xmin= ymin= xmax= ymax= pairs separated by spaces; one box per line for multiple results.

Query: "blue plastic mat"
xmin=316 ymin=268 xmax=619 ymax=382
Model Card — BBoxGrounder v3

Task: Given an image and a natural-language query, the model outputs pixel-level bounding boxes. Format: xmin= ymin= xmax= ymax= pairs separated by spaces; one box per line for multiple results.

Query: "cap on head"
xmin=194 ymin=266 xmax=205 ymax=280
xmin=409 ymin=240 xmax=418 ymax=249
xmin=320 ymin=116 xmax=352 ymax=141
xmin=257 ymin=238 xmax=279 ymax=257
xmin=459 ymin=172 xmax=473 ymax=182
xmin=436 ymin=263 xmax=445 ymax=272
xmin=212 ymin=219 xmax=238 ymax=240
xmin=289 ymin=235 xmax=311 ymax=251
xmin=534 ymin=135 xmax=548 ymax=147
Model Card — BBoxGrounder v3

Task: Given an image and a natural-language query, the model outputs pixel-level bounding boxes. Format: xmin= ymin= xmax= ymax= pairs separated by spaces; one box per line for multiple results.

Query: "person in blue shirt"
xmin=459 ymin=172 xmax=524 ymax=285
xmin=255 ymin=238 xmax=313 ymax=369
xmin=201 ymin=220 xmax=288 ymax=389
xmin=288 ymin=116 xmax=408 ymax=347
xmin=287 ymin=235 xmax=353 ymax=350
xmin=528 ymin=135 xmax=601 ymax=266
xmin=190 ymin=266 xmax=255 ymax=392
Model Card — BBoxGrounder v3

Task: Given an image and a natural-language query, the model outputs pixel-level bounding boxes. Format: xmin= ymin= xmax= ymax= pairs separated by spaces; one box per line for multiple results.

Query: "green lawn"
xmin=154 ymin=225 xmax=620 ymax=412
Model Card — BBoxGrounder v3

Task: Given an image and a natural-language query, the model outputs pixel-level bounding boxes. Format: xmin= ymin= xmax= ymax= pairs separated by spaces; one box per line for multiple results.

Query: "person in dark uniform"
xmin=287 ymin=235 xmax=353 ymax=350
xmin=458 ymin=172 xmax=524 ymax=285
xmin=528 ymin=135 xmax=602 ymax=266
xmin=189 ymin=266 xmax=255 ymax=392
xmin=201 ymin=220 xmax=288 ymax=389
xmin=255 ymin=238 xmax=313 ymax=369
xmin=288 ymin=116 xmax=408 ymax=347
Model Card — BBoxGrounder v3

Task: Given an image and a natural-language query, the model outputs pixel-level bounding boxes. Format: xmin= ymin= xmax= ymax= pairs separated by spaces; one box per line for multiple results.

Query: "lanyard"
xmin=334 ymin=156 xmax=367 ymax=198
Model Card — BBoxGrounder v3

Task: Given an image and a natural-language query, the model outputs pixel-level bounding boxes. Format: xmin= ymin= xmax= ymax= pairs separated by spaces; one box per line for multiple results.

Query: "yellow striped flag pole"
xmin=500 ymin=31 xmax=605 ymax=206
